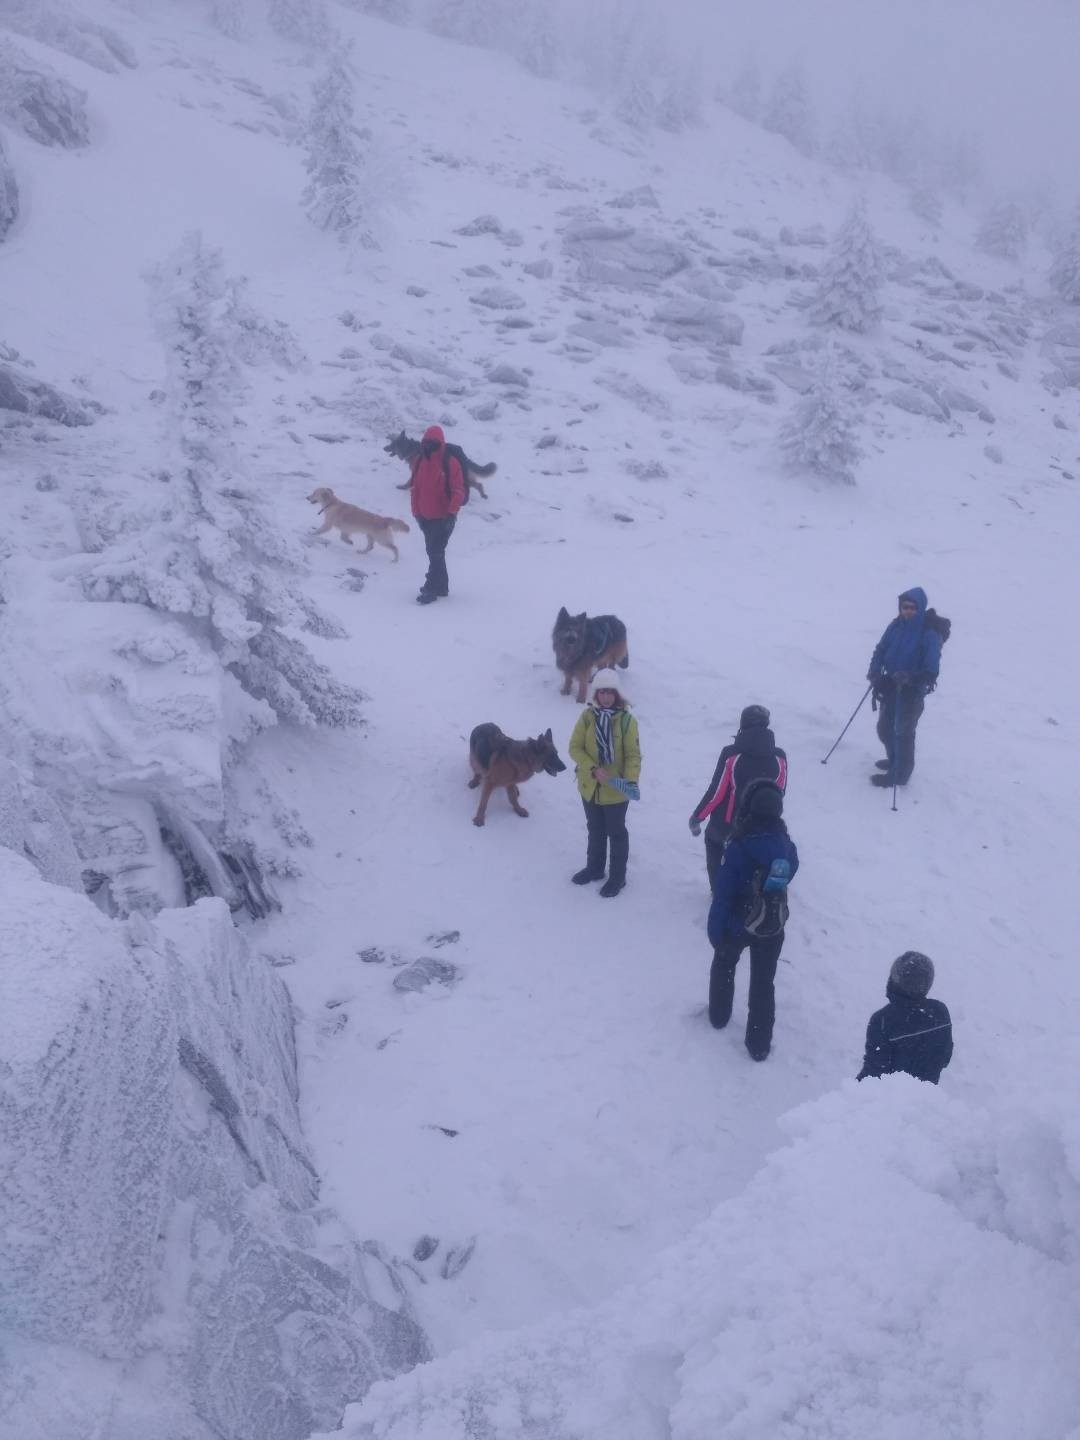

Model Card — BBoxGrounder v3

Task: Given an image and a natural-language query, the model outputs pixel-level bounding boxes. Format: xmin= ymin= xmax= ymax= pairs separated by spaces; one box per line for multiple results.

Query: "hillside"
xmin=2 ymin=3 xmax=1079 ymax=1438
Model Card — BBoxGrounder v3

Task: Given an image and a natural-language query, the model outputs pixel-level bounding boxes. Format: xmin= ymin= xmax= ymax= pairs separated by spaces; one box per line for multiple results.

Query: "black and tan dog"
xmin=468 ymin=723 xmax=566 ymax=827
xmin=552 ymin=608 xmax=629 ymax=702
xmin=384 ymin=430 xmax=497 ymax=500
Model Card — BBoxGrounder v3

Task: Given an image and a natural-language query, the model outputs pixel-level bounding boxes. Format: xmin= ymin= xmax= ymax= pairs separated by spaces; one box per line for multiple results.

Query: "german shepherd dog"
xmin=307 ymin=486 xmax=410 ymax=561
xmin=384 ymin=431 xmax=497 ymax=501
xmin=552 ymin=608 xmax=630 ymax=702
xmin=468 ymin=723 xmax=566 ymax=827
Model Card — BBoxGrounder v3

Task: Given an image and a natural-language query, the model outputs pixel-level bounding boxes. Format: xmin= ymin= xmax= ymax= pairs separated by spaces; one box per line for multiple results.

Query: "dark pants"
xmin=417 ymin=515 xmax=456 ymax=597
xmin=709 ymin=933 xmax=783 ymax=1050
xmin=705 ymin=834 xmax=727 ymax=894
xmin=876 ymin=686 xmax=925 ymax=783
xmin=582 ymin=798 xmax=629 ymax=884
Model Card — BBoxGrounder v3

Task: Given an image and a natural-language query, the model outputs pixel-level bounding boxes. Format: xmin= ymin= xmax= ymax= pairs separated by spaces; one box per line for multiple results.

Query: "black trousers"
xmin=582 ymin=797 xmax=629 ymax=884
xmin=705 ymin=835 xmax=727 ymax=893
xmin=417 ymin=516 xmax=456 ymax=596
xmin=876 ymin=686 xmax=925 ymax=783
xmin=709 ymin=933 xmax=783 ymax=1049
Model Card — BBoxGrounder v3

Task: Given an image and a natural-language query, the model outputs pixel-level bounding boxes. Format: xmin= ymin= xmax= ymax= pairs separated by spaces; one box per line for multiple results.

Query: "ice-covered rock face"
xmin=0 ymin=853 xmax=430 ymax=1440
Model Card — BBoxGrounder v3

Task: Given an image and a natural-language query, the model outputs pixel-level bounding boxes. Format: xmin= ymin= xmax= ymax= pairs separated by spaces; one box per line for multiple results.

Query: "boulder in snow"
xmin=0 ymin=41 xmax=91 ymax=147
xmin=469 ymin=285 xmax=526 ymax=311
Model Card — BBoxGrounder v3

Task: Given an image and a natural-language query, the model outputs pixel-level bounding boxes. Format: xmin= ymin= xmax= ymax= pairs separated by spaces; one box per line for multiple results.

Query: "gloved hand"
xmin=689 ymin=818 xmax=702 ymax=838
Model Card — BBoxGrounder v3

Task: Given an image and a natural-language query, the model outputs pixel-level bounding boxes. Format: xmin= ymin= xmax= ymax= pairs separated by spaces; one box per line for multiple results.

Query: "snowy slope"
xmin=2 ymin=3 xmax=1079 ymax=1437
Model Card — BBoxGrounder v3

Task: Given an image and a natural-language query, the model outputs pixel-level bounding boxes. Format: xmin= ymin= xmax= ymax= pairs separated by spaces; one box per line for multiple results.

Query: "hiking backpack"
xmin=924 ymin=608 xmax=951 ymax=644
xmin=743 ymin=858 xmax=792 ymax=939
xmin=444 ymin=447 xmax=470 ymax=505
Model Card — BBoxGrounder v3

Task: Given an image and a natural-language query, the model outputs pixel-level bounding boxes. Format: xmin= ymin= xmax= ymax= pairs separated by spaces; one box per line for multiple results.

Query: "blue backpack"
xmin=743 ymin=858 xmax=791 ymax=939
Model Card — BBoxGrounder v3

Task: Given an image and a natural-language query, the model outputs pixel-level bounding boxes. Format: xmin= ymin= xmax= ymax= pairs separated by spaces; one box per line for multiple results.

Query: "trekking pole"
xmin=820 ymin=684 xmax=874 ymax=764
xmin=891 ymin=690 xmax=903 ymax=813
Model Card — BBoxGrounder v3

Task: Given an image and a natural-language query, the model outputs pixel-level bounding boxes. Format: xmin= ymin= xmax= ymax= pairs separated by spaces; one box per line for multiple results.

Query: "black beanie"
xmin=889 ymin=951 xmax=934 ymax=998
xmin=740 ymin=704 xmax=770 ymax=730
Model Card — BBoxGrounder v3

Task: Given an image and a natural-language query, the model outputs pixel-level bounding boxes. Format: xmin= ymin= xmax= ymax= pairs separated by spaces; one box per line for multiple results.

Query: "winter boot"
xmin=416 ymin=588 xmax=438 ymax=606
xmin=598 ymin=877 xmax=624 ymax=898
xmin=870 ymin=772 xmax=906 ymax=787
xmin=745 ymin=1036 xmax=771 ymax=1062
xmin=571 ymin=868 xmax=603 ymax=885
xmin=874 ymin=759 xmax=891 ymax=770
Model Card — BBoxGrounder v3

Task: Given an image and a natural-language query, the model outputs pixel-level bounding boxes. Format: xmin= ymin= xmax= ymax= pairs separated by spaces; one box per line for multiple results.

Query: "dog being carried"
xmin=385 ymin=430 xmax=497 ymax=501
xmin=468 ymin=722 xmax=566 ymax=827
xmin=307 ymin=487 xmax=410 ymax=561
xmin=552 ymin=607 xmax=629 ymax=702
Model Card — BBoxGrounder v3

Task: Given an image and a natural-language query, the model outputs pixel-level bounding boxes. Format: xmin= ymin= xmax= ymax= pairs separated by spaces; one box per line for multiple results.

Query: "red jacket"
xmin=410 ymin=424 xmax=465 ymax=520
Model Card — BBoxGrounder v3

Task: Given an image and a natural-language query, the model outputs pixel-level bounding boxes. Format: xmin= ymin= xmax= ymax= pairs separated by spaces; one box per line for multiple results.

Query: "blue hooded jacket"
xmin=868 ymin=587 xmax=942 ymax=690
xmin=707 ymin=829 xmax=800 ymax=947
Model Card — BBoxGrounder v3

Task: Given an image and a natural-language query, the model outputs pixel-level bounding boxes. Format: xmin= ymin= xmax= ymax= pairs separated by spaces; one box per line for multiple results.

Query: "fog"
xmin=684 ymin=0 xmax=1080 ymax=193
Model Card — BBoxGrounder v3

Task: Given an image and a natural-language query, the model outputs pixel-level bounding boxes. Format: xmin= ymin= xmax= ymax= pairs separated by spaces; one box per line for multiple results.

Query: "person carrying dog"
xmin=707 ymin=780 xmax=799 ymax=1061
xmin=568 ymin=668 xmax=641 ymax=899
xmin=857 ymin=952 xmax=953 ymax=1084
xmin=690 ymin=705 xmax=787 ymax=892
xmin=866 ymin=586 xmax=946 ymax=787
xmin=410 ymin=424 xmax=465 ymax=605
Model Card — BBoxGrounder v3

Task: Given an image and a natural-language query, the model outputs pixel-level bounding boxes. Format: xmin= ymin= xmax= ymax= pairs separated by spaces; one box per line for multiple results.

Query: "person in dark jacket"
xmin=690 ymin=705 xmax=787 ymax=891
xmin=706 ymin=780 xmax=799 ymax=1061
xmin=857 ymin=951 xmax=953 ymax=1083
xmin=866 ymin=586 xmax=943 ymax=787
xmin=410 ymin=424 xmax=465 ymax=605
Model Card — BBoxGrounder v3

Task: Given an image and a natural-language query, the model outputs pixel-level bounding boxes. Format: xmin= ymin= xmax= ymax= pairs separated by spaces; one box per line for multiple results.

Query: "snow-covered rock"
xmin=0 ymin=853 xmax=429 ymax=1440
xmin=0 ymin=40 xmax=90 ymax=147
xmin=0 ymin=361 xmax=96 ymax=424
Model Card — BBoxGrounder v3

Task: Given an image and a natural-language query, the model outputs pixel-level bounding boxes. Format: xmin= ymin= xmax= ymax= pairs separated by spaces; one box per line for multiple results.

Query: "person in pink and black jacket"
xmin=689 ymin=705 xmax=787 ymax=892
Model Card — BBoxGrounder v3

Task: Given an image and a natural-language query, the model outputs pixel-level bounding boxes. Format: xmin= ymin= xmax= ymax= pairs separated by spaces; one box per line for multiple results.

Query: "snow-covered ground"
xmin=2 ymin=3 xmax=1079 ymax=1437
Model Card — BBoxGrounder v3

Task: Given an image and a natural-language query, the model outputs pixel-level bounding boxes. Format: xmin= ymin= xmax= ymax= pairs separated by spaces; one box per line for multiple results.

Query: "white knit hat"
xmin=589 ymin=667 xmax=630 ymax=704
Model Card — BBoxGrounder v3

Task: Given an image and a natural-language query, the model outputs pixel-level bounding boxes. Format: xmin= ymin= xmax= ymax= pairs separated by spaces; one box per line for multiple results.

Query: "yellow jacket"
xmin=569 ymin=705 xmax=641 ymax=805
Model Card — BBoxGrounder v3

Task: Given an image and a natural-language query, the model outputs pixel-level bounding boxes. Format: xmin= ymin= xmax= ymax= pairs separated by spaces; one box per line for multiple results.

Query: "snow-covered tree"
xmin=78 ymin=232 xmax=362 ymax=732
xmin=780 ymin=356 xmax=863 ymax=485
xmin=267 ymin=0 xmax=330 ymax=46
xmin=515 ymin=2 xmax=561 ymax=80
xmin=976 ymin=201 xmax=1028 ymax=261
xmin=723 ymin=57 xmax=761 ymax=121
xmin=302 ymin=51 xmax=378 ymax=248
xmin=763 ymin=62 xmax=816 ymax=157
xmin=613 ymin=45 xmax=657 ymax=133
xmin=0 ymin=134 xmax=17 ymax=240
xmin=211 ymin=0 xmax=249 ymax=40
xmin=810 ymin=199 xmax=885 ymax=334
xmin=656 ymin=56 xmax=705 ymax=134
xmin=909 ymin=184 xmax=943 ymax=230
xmin=1049 ymin=213 xmax=1080 ymax=303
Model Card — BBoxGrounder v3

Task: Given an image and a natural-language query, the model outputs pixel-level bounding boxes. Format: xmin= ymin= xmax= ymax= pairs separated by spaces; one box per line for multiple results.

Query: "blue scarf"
xmin=594 ymin=706 xmax=616 ymax=765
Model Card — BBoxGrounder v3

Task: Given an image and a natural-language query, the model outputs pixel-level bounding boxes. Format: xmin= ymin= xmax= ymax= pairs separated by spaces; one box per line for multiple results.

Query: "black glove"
xmin=689 ymin=818 xmax=702 ymax=838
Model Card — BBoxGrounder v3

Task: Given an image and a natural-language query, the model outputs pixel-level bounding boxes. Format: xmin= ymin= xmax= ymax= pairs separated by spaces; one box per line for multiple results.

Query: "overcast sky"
xmin=688 ymin=0 xmax=1080 ymax=194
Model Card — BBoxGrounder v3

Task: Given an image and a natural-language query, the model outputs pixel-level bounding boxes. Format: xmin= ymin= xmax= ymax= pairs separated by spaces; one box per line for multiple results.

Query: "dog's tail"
xmin=387 ymin=518 xmax=410 ymax=533
xmin=470 ymin=461 xmax=497 ymax=478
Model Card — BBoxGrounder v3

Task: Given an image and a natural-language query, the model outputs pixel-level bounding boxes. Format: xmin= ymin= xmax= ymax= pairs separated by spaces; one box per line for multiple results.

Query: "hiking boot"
xmin=870 ymin=772 xmax=896 ymax=787
xmin=746 ymin=1037 xmax=771 ymax=1062
xmin=874 ymin=759 xmax=891 ymax=770
xmin=571 ymin=868 xmax=603 ymax=885
xmin=416 ymin=589 xmax=438 ymax=605
xmin=599 ymin=878 xmax=624 ymax=898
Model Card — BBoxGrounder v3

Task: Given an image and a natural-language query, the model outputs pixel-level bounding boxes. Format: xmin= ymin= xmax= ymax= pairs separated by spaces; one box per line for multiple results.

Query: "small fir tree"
xmin=976 ymin=201 xmax=1028 ymax=261
xmin=1049 ymin=212 xmax=1080 ymax=303
xmin=763 ymin=62 xmax=816 ymax=157
xmin=302 ymin=51 xmax=377 ymax=249
xmin=810 ymin=199 xmax=885 ymax=335
xmin=780 ymin=356 xmax=863 ymax=486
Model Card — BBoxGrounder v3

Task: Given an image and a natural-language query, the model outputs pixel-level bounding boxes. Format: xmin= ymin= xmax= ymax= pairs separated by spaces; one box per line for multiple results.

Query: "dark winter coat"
xmin=868 ymin=587 xmax=942 ymax=695
xmin=691 ymin=727 xmax=788 ymax=846
xmin=857 ymin=980 xmax=954 ymax=1084
xmin=707 ymin=824 xmax=799 ymax=947
xmin=410 ymin=424 xmax=465 ymax=521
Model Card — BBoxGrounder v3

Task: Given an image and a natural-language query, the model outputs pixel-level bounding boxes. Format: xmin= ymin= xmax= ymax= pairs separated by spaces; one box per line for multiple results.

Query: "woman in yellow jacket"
xmin=568 ymin=668 xmax=641 ymax=898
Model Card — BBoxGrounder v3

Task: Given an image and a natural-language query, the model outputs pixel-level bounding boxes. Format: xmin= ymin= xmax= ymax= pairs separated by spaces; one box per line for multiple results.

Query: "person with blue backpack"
xmin=866 ymin=587 xmax=949 ymax=788
xmin=706 ymin=779 xmax=799 ymax=1061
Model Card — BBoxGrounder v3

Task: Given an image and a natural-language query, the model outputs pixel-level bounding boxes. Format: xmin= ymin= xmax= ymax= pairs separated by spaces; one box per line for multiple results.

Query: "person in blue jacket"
xmin=707 ymin=780 xmax=799 ymax=1061
xmin=857 ymin=952 xmax=953 ymax=1084
xmin=866 ymin=586 xmax=944 ymax=788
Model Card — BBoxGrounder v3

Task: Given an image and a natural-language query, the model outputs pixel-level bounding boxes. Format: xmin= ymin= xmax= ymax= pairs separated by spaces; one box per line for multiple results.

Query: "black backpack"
xmin=924 ymin=609 xmax=951 ymax=644
xmin=743 ymin=857 xmax=792 ymax=939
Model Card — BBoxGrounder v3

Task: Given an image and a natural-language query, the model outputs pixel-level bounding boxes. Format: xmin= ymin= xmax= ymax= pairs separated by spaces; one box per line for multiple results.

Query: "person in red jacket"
xmin=410 ymin=424 xmax=465 ymax=605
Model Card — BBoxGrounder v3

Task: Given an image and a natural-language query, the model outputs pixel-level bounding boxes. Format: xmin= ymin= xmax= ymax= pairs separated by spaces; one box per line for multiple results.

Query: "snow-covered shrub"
xmin=909 ymin=185 xmax=943 ymax=229
xmin=0 ymin=133 xmax=17 ymax=239
xmin=977 ymin=201 xmax=1028 ymax=261
xmin=810 ymin=199 xmax=885 ymax=334
xmin=78 ymin=231 xmax=362 ymax=731
xmin=656 ymin=57 xmax=704 ymax=134
xmin=613 ymin=51 xmax=657 ymax=132
xmin=267 ymin=0 xmax=330 ymax=45
xmin=1049 ymin=217 xmax=1080 ymax=304
xmin=303 ymin=50 xmax=380 ymax=249
xmin=0 ymin=39 xmax=90 ymax=146
xmin=225 ymin=276 xmax=307 ymax=369
xmin=0 ymin=1 xmax=136 ymax=73
xmin=780 ymin=354 xmax=863 ymax=485
xmin=763 ymin=62 xmax=816 ymax=156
